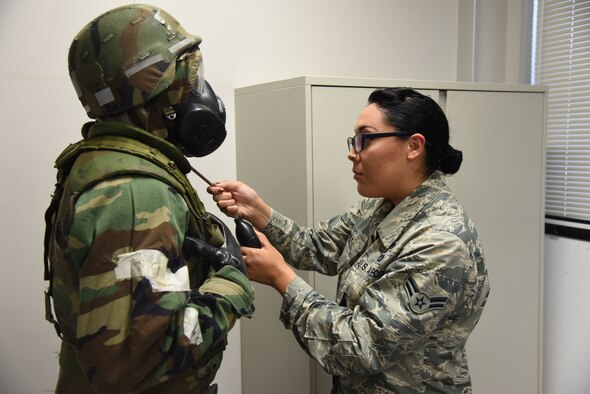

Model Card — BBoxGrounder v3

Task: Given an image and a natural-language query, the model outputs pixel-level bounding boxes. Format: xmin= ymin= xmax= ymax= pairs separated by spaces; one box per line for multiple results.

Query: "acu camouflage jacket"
xmin=263 ymin=171 xmax=490 ymax=394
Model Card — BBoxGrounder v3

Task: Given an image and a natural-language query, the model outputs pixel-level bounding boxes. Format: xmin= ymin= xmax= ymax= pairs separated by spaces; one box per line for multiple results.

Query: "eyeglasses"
xmin=347 ymin=131 xmax=413 ymax=153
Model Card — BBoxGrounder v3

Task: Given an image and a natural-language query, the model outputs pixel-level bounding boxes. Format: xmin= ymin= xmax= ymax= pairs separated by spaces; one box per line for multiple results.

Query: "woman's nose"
xmin=347 ymin=149 xmax=358 ymax=161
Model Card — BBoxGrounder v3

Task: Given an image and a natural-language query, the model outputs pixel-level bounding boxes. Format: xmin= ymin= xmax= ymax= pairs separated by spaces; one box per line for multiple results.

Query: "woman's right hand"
xmin=207 ymin=181 xmax=271 ymax=230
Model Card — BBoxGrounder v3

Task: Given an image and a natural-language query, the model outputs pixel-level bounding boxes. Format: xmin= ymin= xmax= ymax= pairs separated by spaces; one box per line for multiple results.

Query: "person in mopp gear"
xmin=209 ymin=88 xmax=490 ymax=393
xmin=43 ymin=4 xmax=254 ymax=393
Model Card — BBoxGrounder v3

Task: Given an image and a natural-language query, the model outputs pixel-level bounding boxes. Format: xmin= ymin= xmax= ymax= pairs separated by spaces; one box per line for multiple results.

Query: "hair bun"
xmin=439 ymin=145 xmax=463 ymax=174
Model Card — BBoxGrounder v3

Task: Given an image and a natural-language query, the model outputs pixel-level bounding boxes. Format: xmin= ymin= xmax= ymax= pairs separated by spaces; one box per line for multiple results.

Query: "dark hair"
xmin=367 ymin=87 xmax=462 ymax=175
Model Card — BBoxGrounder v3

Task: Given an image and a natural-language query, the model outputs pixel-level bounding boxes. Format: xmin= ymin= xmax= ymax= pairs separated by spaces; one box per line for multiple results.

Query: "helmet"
xmin=68 ymin=4 xmax=227 ymax=157
xmin=68 ymin=4 xmax=201 ymax=118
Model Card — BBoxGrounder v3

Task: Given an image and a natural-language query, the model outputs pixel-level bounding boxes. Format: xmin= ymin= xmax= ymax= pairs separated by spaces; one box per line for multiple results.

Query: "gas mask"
xmin=171 ymin=61 xmax=227 ymax=157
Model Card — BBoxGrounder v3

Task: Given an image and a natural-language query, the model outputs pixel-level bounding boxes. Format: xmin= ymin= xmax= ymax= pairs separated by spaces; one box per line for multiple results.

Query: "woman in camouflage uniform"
xmin=209 ymin=88 xmax=490 ymax=393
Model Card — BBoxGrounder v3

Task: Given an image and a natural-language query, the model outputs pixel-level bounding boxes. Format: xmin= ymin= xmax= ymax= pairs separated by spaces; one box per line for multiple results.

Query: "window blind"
xmin=534 ymin=0 xmax=590 ymax=227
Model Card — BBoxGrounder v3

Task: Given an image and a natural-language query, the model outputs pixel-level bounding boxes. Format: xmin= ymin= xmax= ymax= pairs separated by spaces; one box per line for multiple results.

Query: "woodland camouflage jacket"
xmin=45 ymin=121 xmax=254 ymax=393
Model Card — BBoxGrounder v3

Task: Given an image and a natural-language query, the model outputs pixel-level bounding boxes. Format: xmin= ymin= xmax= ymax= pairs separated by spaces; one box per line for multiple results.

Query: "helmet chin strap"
xmin=158 ymin=92 xmax=181 ymax=143
xmin=162 ymin=106 xmax=177 ymax=139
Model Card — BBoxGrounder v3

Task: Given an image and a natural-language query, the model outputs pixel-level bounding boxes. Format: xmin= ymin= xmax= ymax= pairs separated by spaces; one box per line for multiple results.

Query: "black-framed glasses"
xmin=347 ymin=131 xmax=414 ymax=153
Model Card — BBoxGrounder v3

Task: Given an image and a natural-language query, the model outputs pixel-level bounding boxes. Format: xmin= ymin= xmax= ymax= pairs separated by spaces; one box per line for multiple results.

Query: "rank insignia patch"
xmin=404 ymin=275 xmax=448 ymax=314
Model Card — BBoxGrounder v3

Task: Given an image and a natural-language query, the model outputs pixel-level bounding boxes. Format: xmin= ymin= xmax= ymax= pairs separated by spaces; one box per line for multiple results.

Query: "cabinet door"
xmin=445 ymin=90 xmax=544 ymax=394
xmin=237 ymin=85 xmax=313 ymax=394
xmin=311 ymin=86 xmax=369 ymax=394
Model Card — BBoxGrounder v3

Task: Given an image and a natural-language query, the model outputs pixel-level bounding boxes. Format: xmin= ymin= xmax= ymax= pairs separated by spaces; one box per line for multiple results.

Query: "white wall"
xmin=544 ymin=235 xmax=590 ymax=394
xmin=0 ymin=1 xmax=461 ymax=393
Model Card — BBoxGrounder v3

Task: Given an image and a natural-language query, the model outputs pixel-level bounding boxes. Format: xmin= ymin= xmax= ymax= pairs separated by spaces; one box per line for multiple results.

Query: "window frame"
xmin=532 ymin=0 xmax=590 ymax=241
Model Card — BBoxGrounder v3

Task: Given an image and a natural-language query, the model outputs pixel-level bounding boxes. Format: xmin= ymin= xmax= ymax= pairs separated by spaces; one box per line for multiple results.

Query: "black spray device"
xmin=234 ymin=218 xmax=262 ymax=248
xmin=190 ymin=166 xmax=261 ymax=248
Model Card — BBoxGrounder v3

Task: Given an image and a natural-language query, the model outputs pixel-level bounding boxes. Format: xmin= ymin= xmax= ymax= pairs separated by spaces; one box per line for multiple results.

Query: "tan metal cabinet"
xmin=235 ymin=76 xmax=546 ymax=394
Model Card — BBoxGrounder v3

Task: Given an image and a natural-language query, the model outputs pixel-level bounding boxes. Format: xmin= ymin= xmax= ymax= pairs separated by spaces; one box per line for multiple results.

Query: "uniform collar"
xmin=376 ymin=171 xmax=447 ymax=247
xmin=82 ymin=120 xmax=191 ymax=174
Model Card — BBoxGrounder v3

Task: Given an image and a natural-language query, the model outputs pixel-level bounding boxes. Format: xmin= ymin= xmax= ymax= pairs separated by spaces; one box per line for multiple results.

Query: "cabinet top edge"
xmin=234 ymin=75 xmax=547 ymax=95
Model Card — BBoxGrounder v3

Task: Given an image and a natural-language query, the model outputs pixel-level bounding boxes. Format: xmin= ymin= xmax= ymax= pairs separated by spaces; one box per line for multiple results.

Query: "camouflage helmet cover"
xmin=68 ymin=4 xmax=202 ymax=118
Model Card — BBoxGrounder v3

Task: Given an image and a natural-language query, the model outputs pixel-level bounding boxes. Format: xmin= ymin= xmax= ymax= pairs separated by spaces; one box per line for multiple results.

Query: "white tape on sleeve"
xmin=115 ymin=249 xmax=190 ymax=293
xmin=183 ymin=307 xmax=203 ymax=345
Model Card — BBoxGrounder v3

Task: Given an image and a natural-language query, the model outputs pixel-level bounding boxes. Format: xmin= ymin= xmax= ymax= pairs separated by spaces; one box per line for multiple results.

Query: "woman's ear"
xmin=407 ymin=133 xmax=426 ymax=160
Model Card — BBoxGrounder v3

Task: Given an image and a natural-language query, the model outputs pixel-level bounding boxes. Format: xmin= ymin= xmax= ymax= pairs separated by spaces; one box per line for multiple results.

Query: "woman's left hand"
xmin=241 ymin=231 xmax=297 ymax=295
